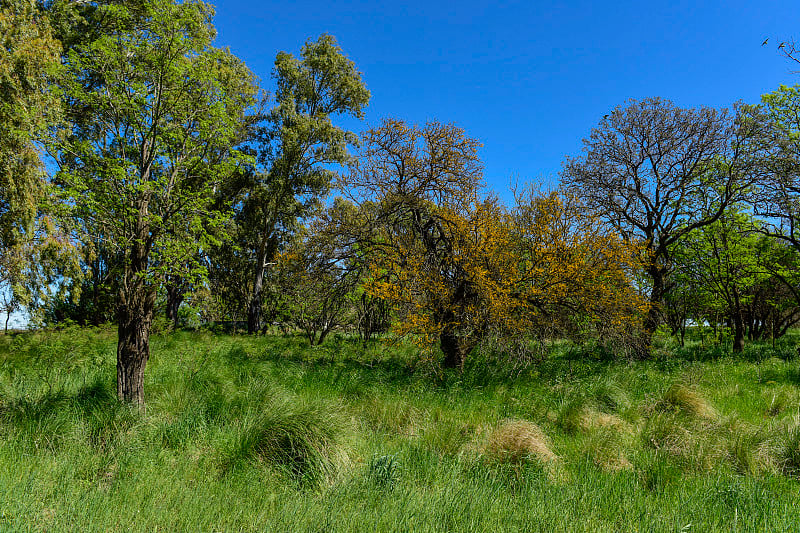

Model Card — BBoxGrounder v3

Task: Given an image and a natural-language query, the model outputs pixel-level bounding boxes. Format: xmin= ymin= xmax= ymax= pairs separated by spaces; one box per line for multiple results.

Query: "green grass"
xmin=0 ymin=327 xmax=799 ymax=531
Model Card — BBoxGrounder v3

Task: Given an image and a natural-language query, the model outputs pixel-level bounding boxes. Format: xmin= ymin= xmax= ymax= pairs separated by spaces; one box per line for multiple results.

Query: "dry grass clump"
xmin=657 ymin=383 xmax=717 ymax=420
xmin=583 ymin=428 xmax=633 ymax=472
xmin=580 ymin=409 xmax=630 ymax=433
xmin=485 ymin=418 xmax=557 ymax=465
xmin=558 ymin=397 xmax=632 ymax=435
xmin=641 ymin=412 xmax=720 ymax=471
xmin=774 ymin=416 xmax=800 ymax=476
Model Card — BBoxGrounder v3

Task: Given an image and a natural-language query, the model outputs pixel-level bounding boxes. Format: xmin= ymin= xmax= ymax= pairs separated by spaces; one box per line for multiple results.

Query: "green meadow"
xmin=1 ymin=328 xmax=799 ymax=532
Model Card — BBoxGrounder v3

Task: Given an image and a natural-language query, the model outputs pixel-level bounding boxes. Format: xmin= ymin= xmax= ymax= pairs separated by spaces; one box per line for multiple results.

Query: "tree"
xmin=756 ymin=85 xmax=800 ymax=252
xmin=54 ymin=0 xmax=257 ymax=406
xmin=0 ymin=0 xmax=60 ymax=249
xmin=0 ymin=0 xmax=63 ymax=325
xmin=277 ymin=203 xmax=363 ymax=345
xmin=562 ymin=98 xmax=762 ymax=353
xmin=239 ymin=34 xmax=370 ymax=333
xmin=670 ymin=207 xmax=767 ymax=352
xmin=341 ymin=119 xmax=646 ymax=368
xmin=508 ymin=187 xmax=648 ymax=352
xmin=340 ymin=118 xmax=487 ymax=368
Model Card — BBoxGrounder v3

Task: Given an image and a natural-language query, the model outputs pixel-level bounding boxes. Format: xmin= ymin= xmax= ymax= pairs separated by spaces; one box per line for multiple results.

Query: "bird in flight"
xmin=762 ymin=38 xmax=769 ymax=46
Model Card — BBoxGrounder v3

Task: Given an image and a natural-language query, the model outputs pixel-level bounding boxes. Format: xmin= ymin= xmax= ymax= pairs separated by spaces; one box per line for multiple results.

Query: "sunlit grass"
xmin=0 ymin=327 xmax=799 ymax=531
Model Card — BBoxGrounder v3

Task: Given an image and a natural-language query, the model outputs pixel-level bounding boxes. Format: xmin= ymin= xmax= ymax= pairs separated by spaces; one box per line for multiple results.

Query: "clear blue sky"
xmin=210 ymin=0 xmax=800 ymax=201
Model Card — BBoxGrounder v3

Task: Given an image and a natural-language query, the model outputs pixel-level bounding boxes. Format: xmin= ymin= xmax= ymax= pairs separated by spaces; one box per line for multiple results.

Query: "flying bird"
xmin=762 ymin=38 xmax=769 ymax=46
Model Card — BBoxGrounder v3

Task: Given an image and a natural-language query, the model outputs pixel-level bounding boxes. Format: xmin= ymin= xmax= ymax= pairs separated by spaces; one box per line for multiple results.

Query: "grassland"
xmin=1 ymin=327 xmax=799 ymax=532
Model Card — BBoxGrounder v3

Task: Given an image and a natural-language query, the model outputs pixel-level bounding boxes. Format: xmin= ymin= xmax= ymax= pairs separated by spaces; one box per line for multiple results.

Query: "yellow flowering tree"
xmin=341 ymin=119 xmax=647 ymax=368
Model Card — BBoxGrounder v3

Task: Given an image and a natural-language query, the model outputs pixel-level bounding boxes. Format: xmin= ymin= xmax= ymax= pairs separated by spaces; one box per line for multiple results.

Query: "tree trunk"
xmin=247 ymin=266 xmax=264 ymax=334
xmin=637 ymin=264 xmax=667 ymax=359
xmin=440 ymin=328 xmax=470 ymax=370
xmin=732 ymin=291 xmax=745 ymax=354
xmin=165 ymin=278 xmax=185 ymax=329
xmin=732 ymin=313 xmax=745 ymax=353
xmin=117 ymin=207 xmax=155 ymax=408
xmin=116 ymin=289 xmax=155 ymax=408
xmin=247 ymin=231 xmax=278 ymax=334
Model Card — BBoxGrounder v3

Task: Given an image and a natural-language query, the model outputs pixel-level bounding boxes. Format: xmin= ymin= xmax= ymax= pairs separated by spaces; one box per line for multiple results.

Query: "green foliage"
xmin=224 ymin=33 xmax=370 ymax=332
xmin=55 ymin=0 xmax=257 ymax=284
xmin=0 ymin=0 xmax=61 ymax=248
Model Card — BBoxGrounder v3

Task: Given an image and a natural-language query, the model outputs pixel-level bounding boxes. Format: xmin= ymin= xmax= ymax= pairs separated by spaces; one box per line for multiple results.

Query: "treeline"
xmin=2 ymin=0 xmax=800 ymax=406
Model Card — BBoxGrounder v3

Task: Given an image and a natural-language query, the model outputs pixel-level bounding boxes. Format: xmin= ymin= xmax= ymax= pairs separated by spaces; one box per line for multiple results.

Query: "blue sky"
xmin=210 ymin=0 xmax=800 ymax=201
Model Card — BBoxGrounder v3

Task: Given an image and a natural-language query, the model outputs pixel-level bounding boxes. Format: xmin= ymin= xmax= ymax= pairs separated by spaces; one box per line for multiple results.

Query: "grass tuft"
xmin=218 ymin=390 xmax=351 ymax=485
xmin=485 ymin=418 xmax=557 ymax=465
xmin=657 ymin=383 xmax=717 ymax=420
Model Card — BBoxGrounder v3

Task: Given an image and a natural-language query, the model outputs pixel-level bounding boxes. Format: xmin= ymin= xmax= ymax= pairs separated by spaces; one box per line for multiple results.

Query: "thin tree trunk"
xmin=732 ymin=291 xmax=745 ymax=353
xmin=247 ymin=231 xmax=278 ymax=334
xmin=165 ymin=278 xmax=184 ymax=329
xmin=247 ymin=260 xmax=264 ymax=334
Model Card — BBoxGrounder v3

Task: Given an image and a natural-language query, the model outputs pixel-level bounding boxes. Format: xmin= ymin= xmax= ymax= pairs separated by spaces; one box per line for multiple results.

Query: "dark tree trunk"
xmin=117 ymin=301 xmax=153 ymax=407
xmin=637 ymin=263 xmax=667 ymax=359
xmin=247 ymin=232 xmax=278 ymax=334
xmin=247 ymin=267 xmax=263 ymax=334
xmin=732 ymin=314 xmax=745 ymax=353
xmin=732 ymin=291 xmax=745 ymax=354
xmin=440 ymin=328 xmax=475 ymax=370
xmin=117 ymin=210 xmax=155 ymax=408
xmin=165 ymin=279 xmax=185 ymax=329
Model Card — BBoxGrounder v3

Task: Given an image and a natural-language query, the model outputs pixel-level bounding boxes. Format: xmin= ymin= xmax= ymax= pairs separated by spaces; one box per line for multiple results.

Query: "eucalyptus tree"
xmin=240 ymin=34 xmax=369 ymax=333
xmin=562 ymin=98 xmax=763 ymax=352
xmin=0 ymin=0 xmax=60 ymax=250
xmin=54 ymin=0 xmax=257 ymax=406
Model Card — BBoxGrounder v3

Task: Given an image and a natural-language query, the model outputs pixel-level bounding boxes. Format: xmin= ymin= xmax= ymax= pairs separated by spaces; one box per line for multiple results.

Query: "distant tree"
xmin=670 ymin=208 xmax=767 ymax=352
xmin=53 ymin=0 xmax=257 ymax=406
xmin=508 ymin=187 xmax=647 ymax=352
xmin=562 ymin=98 xmax=763 ymax=354
xmin=238 ymin=34 xmax=370 ymax=334
xmin=278 ymin=209 xmax=362 ymax=345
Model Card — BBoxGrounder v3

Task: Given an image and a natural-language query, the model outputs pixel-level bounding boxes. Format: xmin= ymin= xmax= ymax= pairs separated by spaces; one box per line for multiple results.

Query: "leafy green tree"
xmin=756 ymin=85 xmax=800 ymax=250
xmin=240 ymin=34 xmax=369 ymax=333
xmin=671 ymin=208 xmax=767 ymax=352
xmin=53 ymin=0 xmax=257 ymax=406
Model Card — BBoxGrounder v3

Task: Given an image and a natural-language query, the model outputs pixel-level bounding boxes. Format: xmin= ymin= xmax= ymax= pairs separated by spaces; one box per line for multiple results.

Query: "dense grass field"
xmin=1 ymin=328 xmax=799 ymax=532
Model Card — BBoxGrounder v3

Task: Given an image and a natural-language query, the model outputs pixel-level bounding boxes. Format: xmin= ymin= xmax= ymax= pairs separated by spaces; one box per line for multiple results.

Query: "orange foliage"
xmin=342 ymin=119 xmax=647 ymax=368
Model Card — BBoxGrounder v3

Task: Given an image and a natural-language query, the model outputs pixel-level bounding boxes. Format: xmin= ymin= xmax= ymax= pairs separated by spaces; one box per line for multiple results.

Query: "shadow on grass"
xmin=0 ymin=376 xmax=140 ymax=451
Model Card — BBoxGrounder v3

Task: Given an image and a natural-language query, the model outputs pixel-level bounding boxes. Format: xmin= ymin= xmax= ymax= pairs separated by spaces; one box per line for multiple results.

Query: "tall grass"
xmin=0 ymin=328 xmax=799 ymax=531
